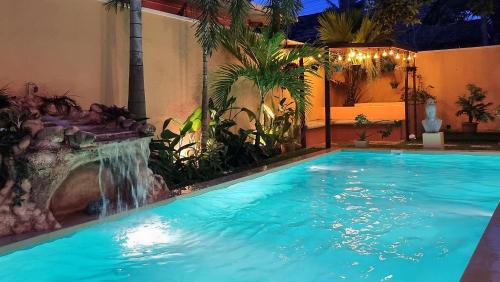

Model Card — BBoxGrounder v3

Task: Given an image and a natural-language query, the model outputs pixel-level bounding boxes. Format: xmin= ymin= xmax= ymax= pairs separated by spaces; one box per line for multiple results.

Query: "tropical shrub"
xmin=456 ymin=84 xmax=495 ymax=123
xmin=214 ymin=27 xmax=321 ymax=147
xmin=354 ymin=114 xmax=402 ymax=141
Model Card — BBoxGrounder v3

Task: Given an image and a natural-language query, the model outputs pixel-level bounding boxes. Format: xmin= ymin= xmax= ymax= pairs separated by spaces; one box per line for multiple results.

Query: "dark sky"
xmin=253 ymin=0 xmax=334 ymax=16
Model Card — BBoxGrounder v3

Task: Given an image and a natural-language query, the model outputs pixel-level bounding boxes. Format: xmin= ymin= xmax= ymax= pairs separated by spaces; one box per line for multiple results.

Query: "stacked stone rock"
xmin=0 ymin=92 xmax=163 ymax=238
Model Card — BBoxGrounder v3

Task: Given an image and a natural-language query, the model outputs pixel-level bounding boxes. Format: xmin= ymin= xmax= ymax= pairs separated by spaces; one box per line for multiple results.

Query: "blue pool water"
xmin=1 ymin=151 xmax=500 ymax=281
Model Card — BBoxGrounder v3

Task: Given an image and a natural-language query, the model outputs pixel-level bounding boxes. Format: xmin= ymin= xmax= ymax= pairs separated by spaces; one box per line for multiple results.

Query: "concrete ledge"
xmin=461 ymin=203 xmax=500 ymax=281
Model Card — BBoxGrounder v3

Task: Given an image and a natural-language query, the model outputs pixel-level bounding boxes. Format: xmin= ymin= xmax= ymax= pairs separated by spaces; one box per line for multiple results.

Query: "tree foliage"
xmin=366 ymin=0 xmax=429 ymax=34
xmin=318 ymin=9 xmax=387 ymax=43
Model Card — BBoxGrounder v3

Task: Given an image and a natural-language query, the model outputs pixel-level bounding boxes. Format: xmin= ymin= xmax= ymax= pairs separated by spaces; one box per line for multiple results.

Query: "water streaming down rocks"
xmin=97 ymin=138 xmax=151 ymax=216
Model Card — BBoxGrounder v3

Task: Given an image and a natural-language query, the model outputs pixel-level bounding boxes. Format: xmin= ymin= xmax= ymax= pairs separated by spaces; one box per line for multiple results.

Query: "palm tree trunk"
xmin=201 ymin=49 xmax=210 ymax=150
xmin=481 ymin=17 xmax=489 ymax=45
xmin=254 ymin=96 xmax=265 ymax=147
xmin=128 ymin=0 xmax=146 ymax=119
xmin=270 ymin=0 xmax=281 ymax=35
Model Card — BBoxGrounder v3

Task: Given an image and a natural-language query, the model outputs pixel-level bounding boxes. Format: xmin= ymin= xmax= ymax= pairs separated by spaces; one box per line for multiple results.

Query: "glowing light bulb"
xmin=373 ymin=53 xmax=379 ymax=59
xmin=389 ymin=50 xmax=394 ymax=56
xmin=349 ymin=51 xmax=356 ymax=58
xmin=317 ymin=54 xmax=322 ymax=58
xmin=347 ymin=57 xmax=352 ymax=62
xmin=414 ymin=53 xmax=417 ymax=58
xmin=338 ymin=55 xmax=343 ymax=61
xmin=382 ymin=51 xmax=388 ymax=57
xmin=407 ymin=56 xmax=411 ymax=61
xmin=395 ymin=53 xmax=400 ymax=60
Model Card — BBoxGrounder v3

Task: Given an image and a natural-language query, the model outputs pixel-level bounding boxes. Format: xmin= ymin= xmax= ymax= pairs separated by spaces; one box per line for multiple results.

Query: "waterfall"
xmin=97 ymin=138 xmax=151 ymax=217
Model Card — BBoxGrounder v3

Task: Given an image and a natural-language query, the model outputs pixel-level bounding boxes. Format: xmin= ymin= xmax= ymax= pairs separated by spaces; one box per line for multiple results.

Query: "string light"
xmin=338 ymin=55 xmax=343 ymax=61
xmin=395 ymin=53 xmax=400 ymax=60
xmin=389 ymin=50 xmax=394 ymax=56
xmin=317 ymin=54 xmax=322 ymax=58
xmin=382 ymin=50 xmax=388 ymax=57
xmin=407 ymin=55 xmax=411 ymax=61
xmin=349 ymin=51 xmax=356 ymax=58
xmin=373 ymin=53 xmax=379 ymax=59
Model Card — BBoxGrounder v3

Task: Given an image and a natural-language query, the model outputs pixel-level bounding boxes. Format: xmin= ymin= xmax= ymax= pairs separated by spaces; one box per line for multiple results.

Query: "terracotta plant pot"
xmin=462 ymin=122 xmax=478 ymax=134
xmin=354 ymin=140 xmax=369 ymax=148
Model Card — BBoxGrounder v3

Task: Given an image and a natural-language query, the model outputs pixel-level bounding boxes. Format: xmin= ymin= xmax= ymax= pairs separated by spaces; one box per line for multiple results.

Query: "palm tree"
xmin=260 ymin=0 xmax=303 ymax=35
xmin=213 ymin=28 xmax=320 ymax=146
xmin=105 ymin=0 xmax=146 ymax=119
xmin=318 ymin=9 xmax=387 ymax=43
xmin=192 ymin=0 xmax=251 ymax=151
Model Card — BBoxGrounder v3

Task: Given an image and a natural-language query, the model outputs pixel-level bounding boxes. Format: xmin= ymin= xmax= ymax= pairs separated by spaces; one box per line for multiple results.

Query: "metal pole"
xmin=412 ymin=66 xmax=418 ymax=137
xmin=404 ymin=66 xmax=410 ymax=141
xmin=325 ymin=52 xmax=332 ymax=149
xmin=299 ymin=58 xmax=307 ymax=148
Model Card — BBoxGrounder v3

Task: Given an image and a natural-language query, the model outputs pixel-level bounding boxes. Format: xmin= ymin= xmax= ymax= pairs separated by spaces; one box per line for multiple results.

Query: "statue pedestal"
xmin=423 ymin=132 xmax=444 ymax=149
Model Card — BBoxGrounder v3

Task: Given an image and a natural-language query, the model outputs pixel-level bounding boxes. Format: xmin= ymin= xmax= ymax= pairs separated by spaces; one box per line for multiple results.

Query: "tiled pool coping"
xmin=0 ymin=148 xmax=499 ymax=280
xmin=461 ymin=203 xmax=500 ymax=281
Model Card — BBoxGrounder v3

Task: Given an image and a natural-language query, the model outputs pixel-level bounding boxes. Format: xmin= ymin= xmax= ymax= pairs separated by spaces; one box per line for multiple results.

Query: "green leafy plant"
xmin=213 ymin=27 xmax=320 ymax=147
xmin=209 ymin=96 xmax=260 ymax=167
xmin=400 ymin=75 xmax=435 ymax=103
xmin=41 ymin=93 xmax=81 ymax=115
xmin=318 ymin=9 xmax=388 ymax=44
xmin=455 ymin=84 xmax=495 ymax=123
xmin=354 ymin=114 xmax=402 ymax=141
xmin=259 ymin=96 xmax=296 ymax=156
xmin=333 ymin=65 xmax=364 ymax=107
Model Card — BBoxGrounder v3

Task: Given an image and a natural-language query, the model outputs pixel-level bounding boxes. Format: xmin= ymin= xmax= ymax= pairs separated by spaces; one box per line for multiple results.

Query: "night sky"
xmin=253 ymin=0 xmax=334 ymax=16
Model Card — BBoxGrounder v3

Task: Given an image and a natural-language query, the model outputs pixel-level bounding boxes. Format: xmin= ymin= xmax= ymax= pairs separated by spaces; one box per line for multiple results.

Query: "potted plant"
xmin=354 ymin=114 xmax=402 ymax=147
xmin=455 ymin=84 xmax=495 ymax=134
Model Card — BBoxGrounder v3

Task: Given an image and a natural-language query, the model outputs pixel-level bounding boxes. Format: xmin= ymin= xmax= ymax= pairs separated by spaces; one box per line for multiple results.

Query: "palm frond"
xmin=104 ymin=0 xmax=130 ymax=11
xmin=318 ymin=9 xmax=363 ymax=43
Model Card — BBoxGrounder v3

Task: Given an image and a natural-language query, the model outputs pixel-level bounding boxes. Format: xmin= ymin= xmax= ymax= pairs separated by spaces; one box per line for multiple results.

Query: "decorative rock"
xmin=117 ymin=116 xmax=127 ymax=123
xmin=121 ymin=119 xmax=135 ymax=129
xmin=20 ymin=179 xmax=31 ymax=194
xmin=68 ymin=106 xmax=83 ymax=120
xmin=0 ymin=213 xmax=15 ymax=236
xmin=68 ymin=131 xmax=96 ymax=149
xmin=19 ymin=135 xmax=32 ymax=151
xmin=44 ymin=103 xmax=58 ymax=115
xmin=36 ymin=125 xmax=64 ymax=143
xmin=146 ymin=170 xmax=170 ymax=203
xmin=88 ymin=111 xmax=102 ymax=124
xmin=138 ymin=123 xmax=156 ymax=135
xmin=33 ymin=139 xmax=62 ymax=150
xmin=90 ymin=103 xmax=104 ymax=113
xmin=130 ymin=122 xmax=141 ymax=131
xmin=26 ymin=151 xmax=57 ymax=167
xmin=64 ymin=126 xmax=80 ymax=136
xmin=22 ymin=119 xmax=44 ymax=137
xmin=12 ymin=222 xmax=32 ymax=235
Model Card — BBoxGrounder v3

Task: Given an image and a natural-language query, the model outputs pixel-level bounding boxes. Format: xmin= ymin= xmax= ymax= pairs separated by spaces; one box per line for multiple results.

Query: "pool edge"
xmin=461 ymin=203 xmax=500 ymax=281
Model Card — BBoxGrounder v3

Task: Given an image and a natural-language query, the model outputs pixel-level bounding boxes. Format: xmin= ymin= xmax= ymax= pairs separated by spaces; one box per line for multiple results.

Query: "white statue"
xmin=422 ymin=98 xmax=442 ymax=133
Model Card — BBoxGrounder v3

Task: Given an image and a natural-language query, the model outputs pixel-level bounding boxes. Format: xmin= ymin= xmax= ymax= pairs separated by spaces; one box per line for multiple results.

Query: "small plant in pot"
xmin=455 ymin=84 xmax=495 ymax=134
xmin=354 ymin=114 xmax=402 ymax=147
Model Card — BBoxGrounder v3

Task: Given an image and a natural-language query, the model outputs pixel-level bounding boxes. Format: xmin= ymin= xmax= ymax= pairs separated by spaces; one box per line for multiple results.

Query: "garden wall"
xmin=0 ymin=0 xmax=259 ymax=132
xmin=418 ymin=46 xmax=500 ymax=132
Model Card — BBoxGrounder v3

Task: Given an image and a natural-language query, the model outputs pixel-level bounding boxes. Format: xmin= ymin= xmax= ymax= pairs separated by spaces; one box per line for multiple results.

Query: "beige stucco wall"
xmin=418 ymin=46 xmax=500 ymax=132
xmin=0 ymin=0 xmax=258 ymax=132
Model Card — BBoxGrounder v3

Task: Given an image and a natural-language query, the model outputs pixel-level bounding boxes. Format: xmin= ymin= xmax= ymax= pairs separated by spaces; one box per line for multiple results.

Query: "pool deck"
xmin=461 ymin=203 xmax=500 ymax=281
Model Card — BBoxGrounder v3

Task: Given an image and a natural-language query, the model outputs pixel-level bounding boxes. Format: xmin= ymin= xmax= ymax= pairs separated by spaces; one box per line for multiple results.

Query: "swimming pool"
xmin=1 ymin=151 xmax=499 ymax=281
